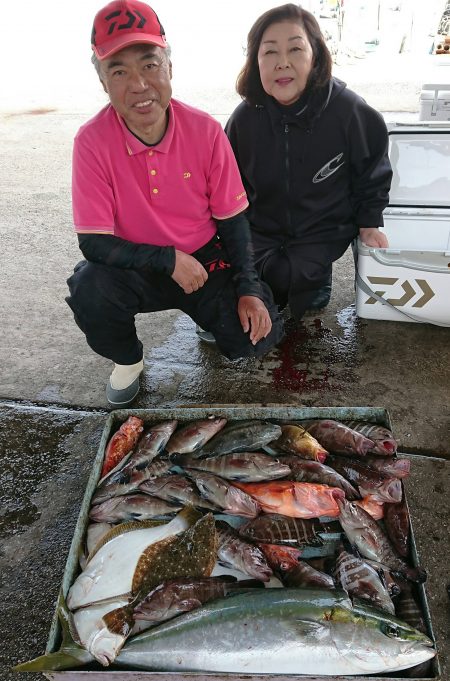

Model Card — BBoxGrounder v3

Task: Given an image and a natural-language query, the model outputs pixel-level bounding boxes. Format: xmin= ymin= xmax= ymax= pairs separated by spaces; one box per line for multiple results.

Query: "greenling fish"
xmin=215 ymin=520 xmax=273 ymax=581
xmin=191 ymin=420 xmax=282 ymax=458
xmin=165 ymin=416 xmax=227 ymax=454
xmin=138 ymin=473 xmax=218 ymax=510
xmin=14 ymin=588 xmax=435 ymax=675
xmin=89 ymin=494 xmax=182 ymax=523
xmin=67 ymin=507 xmax=201 ymax=610
xmin=92 ymin=457 xmax=173 ymax=505
xmin=171 ymin=451 xmax=291 ymax=482
xmin=185 ymin=469 xmax=261 ymax=518
xmin=132 ymin=576 xmax=263 ymax=632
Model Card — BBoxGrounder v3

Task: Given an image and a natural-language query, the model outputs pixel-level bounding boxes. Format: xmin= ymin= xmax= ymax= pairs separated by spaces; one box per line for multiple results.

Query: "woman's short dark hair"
xmin=237 ymin=3 xmax=332 ymax=105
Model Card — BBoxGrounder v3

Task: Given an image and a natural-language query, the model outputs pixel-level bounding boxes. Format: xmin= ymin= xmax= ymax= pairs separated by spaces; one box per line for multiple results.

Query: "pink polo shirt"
xmin=72 ymin=100 xmax=249 ymax=254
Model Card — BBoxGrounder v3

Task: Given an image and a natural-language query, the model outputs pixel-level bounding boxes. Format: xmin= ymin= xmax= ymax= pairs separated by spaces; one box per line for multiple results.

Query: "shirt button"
xmin=148 ymin=150 xmax=153 ymax=156
xmin=150 ymin=169 xmax=157 ymax=176
xmin=152 ymin=188 xmax=159 ymax=194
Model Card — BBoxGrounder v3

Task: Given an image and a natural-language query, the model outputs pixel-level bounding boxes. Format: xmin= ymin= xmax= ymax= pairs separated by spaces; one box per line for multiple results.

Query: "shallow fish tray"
xmin=44 ymin=406 xmax=440 ymax=681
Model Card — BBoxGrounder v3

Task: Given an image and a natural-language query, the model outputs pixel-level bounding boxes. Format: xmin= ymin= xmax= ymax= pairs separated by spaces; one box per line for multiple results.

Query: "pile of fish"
xmin=15 ymin=415 xmax=436 ymax=677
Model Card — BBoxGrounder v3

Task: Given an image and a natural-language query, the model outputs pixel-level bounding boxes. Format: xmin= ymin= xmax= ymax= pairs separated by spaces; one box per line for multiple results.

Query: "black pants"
xmin=66 ymin=237 xmax=284 ymax=365
xmin=253 ymin=238 xmax=350 ymax=319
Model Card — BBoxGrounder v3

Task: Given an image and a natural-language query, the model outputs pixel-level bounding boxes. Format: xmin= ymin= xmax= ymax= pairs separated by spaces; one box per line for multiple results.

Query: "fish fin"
xmin=292 ymin=618 xmax=327 ymax=638
xmin=12 ymin=650 xmax=92 ymax=672
xmin=13 ymin=591 xmax=94 ymax=671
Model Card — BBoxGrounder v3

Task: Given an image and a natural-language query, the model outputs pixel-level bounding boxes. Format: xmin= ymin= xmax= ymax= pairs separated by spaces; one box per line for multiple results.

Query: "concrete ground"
xmin=1 ymin=57 xmax=449 ymax=680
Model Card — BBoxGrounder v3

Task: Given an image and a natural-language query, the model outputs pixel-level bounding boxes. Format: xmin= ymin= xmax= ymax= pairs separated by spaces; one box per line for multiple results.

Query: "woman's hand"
xmin=171 ymin=250 xmax=208 ymax=293
xmin=359 ymin=227 xmax=389 ymax=248
xmin=238 ymin=296 xmax=273 ymax=345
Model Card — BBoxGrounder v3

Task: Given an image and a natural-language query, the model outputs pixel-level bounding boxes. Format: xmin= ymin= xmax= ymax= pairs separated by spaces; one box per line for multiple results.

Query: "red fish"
xmin=101 ymin=416 xmax=144 ymax=477
xmin=233 ymin=481 xmax=344 ymax=519
xmin=355 ymin=495 xmax=384 ymax=520
xmin=259 ymin=544 xmax=334 ymax=588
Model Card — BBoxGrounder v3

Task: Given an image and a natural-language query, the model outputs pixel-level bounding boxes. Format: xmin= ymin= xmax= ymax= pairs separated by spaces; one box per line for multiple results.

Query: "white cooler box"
xmin=419 ymin=83 xmax=450 ymax=121
xmin=355 ymin=123 xmax=450 ymax=327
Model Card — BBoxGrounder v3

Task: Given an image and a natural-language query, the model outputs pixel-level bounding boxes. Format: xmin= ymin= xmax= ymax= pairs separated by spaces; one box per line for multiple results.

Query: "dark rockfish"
xmin=333 ymin=544 xmax=395 ymax=614
xmin=215 ymin=520 xmax=273 ymax=581
xmin=239 ymin=512 xmax=340 ymax=548
xmin=363 ymin=455 xmax=410 ymax=479
xmin=384 ymin=496 xmax=410 ymax=558
xmin=364 ymin=560 xmax=401 ymax=597
xmin=282 ymin=456 xmax=359 ymax=500
xmin=275 ymin=425 xmax=328 ymax=463
xmin=118 ymin=420 xmax=178 ymax=472
xmin=259 ymin=543 xmax=335 ymax=589
xmin=101 ymin=416 xmax=144 ymax=477
xmin=326 ymin=455 xmax=402 ymax=503
xmin=185 ymin=470 xmax=261 ymax=518
xmin=89 ymin=494 xmax=181 ymax=523
xmin=138 ymin=474 xmax=217 ymax=510
xmin=132 ymin=576 xmax=263 ymax=631
xmin=343 ymin=421 xmax=397 ymax=455
xmin=92 ymin=458 xmax=172 ymax=505
xmin=165 ymin=416 xmax=227 ymax=454
xmin=171 ymin=451 xmax=291 ymax=482
xmin=300 ymin=419 xmax=374 ymax=456
xmin=337 ymin=499 xmax=426 ymax=583
xmin=192 ymin=420 xmax=282 ymax=458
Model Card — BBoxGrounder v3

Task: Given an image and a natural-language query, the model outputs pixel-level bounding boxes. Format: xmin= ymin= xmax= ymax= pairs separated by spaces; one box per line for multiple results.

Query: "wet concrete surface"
xmin=1 ymin=104 xmax=449 ymax=679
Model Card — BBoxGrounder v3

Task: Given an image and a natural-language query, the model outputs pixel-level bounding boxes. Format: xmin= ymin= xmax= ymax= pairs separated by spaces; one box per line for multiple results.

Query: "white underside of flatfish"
xmin=67 ymin=512 xmax=192 ymax=610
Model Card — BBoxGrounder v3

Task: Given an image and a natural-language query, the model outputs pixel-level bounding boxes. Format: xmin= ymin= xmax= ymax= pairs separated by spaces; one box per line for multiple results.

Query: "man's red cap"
xmin=91 ymin=0 xmax=167 ymax=60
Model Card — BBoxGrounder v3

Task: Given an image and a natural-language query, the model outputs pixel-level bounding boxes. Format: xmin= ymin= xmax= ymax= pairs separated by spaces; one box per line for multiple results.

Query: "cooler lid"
xmin=388 ymin=127 xmax=450 ymax=207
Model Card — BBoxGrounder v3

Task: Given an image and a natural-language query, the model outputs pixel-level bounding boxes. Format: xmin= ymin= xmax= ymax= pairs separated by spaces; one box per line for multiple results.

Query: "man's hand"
xmin=171 ymin=250 xmax=208 ymax=294
xmin=238 ymin=296 xmax=273 ymax=345
xmin=359 ymin=227 xmax=389 ymax=248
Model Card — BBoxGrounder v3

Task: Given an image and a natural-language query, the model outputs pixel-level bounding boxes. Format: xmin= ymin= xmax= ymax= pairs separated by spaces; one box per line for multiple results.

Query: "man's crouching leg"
xmin=65 ymin=261 xmax=145 ymax=407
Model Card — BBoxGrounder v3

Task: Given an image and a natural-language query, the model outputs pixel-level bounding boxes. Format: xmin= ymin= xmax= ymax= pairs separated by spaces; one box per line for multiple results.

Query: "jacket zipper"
xmin=284 ymin=122 xmax=292 ymax=234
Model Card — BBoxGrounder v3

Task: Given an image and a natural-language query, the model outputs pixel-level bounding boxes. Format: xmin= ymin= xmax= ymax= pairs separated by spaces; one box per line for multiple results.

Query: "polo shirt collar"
xmin=115 ymin=102 xmax=175 ymax=156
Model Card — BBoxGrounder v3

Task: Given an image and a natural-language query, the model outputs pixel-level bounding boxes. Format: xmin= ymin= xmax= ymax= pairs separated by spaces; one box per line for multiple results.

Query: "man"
xmin=66 ymin=0 xmax=283 ymax=408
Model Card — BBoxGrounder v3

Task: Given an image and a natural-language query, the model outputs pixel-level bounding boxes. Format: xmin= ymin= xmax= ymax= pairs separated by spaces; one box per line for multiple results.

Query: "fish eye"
xmin=382 ymin=623 xmax=401 ymax=639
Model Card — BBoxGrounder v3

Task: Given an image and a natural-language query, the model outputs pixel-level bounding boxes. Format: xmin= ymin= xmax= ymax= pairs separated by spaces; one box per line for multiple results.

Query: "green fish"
xmin=15 ymin=588 xmax=435 ymax=675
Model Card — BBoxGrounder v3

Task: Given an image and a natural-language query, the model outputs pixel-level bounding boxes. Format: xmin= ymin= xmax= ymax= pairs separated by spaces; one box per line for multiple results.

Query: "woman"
xmin=225 ymin=4 xmax=392 ymax=320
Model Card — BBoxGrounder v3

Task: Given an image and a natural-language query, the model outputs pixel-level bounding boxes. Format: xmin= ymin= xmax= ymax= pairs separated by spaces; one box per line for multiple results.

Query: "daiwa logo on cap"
xmin=92 ymin=0 xmax=167 ymax=60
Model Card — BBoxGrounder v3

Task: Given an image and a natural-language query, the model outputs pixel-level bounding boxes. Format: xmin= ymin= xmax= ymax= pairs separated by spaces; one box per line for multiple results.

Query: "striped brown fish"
xmin=333 ymin=544 xmax=395 ymax=613
xmin=300 ymin=419 xmax=375 ymax=456
xmin=281 ymin=456 xmax=359 ymax=499
xmin=239 ymin=512 xmax=340 ymax=548
xmin=343 ymin=421 xmax=397 ymax=455
xmin=327 ymin=455 xmax=402 ymax=503
xmin=337 ymin=499 xmax=426 ymax=583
